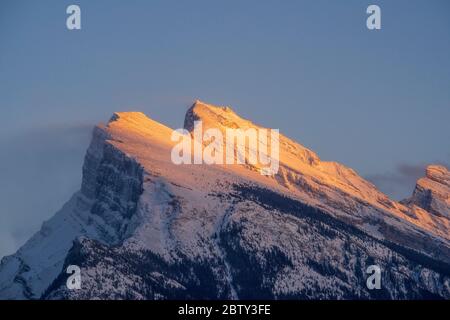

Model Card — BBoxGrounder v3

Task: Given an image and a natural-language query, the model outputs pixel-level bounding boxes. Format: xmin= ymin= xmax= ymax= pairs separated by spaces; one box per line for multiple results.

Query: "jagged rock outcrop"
xmin=403 ymin=165 xmax=450 ymax=219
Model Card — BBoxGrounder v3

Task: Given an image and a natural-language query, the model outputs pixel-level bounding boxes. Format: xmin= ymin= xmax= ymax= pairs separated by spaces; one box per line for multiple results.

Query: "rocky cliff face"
xmin=82 ymin=125 xmax=144 ymax=242
xmin=0 ymin=119 xmax=146 ymax=299
xmin=1 ymin=101 xmax=449 ymax=300
xmin=403 ymin=165 xmax=450 ymax=219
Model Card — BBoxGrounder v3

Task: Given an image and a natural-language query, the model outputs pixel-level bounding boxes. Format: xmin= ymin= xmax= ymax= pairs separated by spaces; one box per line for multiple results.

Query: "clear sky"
xmin=0 ymin=0 xmax=449 ymax=258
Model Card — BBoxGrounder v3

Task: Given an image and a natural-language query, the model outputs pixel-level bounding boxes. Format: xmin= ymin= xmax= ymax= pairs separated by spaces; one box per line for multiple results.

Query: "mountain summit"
xmin=1 ymin=101 xmax=449 ymax=299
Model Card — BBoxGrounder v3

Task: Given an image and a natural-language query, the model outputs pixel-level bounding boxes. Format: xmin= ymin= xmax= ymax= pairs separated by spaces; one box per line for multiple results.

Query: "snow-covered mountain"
xmin=1 ymin=100 xmax=449 ymax=299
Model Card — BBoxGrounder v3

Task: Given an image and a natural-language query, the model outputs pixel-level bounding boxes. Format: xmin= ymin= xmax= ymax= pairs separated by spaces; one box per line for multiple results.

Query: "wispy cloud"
xmin=366 ymin=162 xmax=450 ymax=200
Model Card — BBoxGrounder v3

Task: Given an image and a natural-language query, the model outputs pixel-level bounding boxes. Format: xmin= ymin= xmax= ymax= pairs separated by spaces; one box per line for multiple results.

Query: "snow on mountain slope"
xmin=1 ymin=101 xmax=449 ymax=300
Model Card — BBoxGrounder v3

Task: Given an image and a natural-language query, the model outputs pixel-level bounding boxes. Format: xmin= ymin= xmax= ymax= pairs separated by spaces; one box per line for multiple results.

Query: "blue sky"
xmin=1 ymin=0 xmax=449 ymax=258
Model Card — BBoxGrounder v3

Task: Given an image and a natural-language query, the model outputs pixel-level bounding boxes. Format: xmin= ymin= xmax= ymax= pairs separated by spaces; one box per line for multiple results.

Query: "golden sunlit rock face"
xmin=108 ymin=101 xmax=450 ymax=241
xmin=86 ymin=102 xmax=450 ymax=245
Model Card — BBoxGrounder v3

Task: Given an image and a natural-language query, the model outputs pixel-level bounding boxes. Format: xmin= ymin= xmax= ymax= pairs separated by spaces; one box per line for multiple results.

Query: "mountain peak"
xmin=184 ymin=100 xmax=237 ymax=131
xmin=105 ymin=111 xmax=173 ymax=143
xmin=425 ymin=164 xmax=450 ymax=187
xmin=193 ymin=99 xmax=233 ymax=112
xmin=109 ymin=111 xmax=147 ymax=122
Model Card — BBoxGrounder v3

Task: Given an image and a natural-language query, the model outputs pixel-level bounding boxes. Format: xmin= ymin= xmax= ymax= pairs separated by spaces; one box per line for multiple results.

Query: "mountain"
xmin=1 ymin=100 xmax=449 ymax=300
